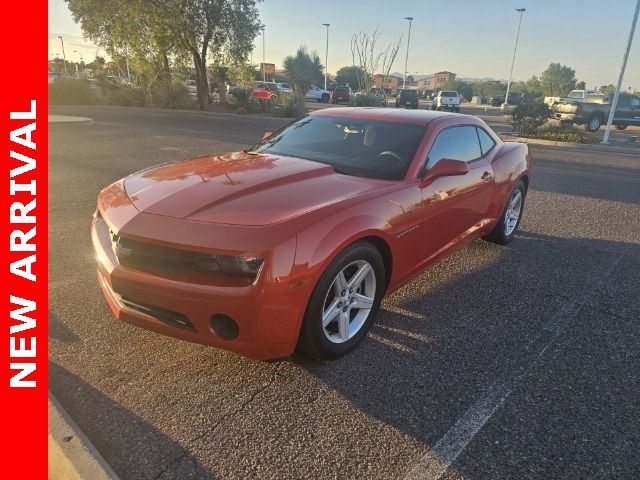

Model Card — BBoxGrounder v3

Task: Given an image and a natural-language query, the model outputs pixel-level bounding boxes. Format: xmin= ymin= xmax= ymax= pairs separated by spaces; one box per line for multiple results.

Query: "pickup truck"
xmin=553 ymin=92 xmax=640 ymax=131
xmin=432 ymin=90 xmax=461 ymax=112
xmin=306 ymin=85 xmax=331 ymax=103
xmin=545 ymin=89 xmax=597 ymax=109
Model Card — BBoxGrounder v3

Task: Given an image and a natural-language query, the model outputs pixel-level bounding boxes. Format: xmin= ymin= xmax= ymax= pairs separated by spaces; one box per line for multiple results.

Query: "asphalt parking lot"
xmin=49 ymin=105 xmax=640 ymax=480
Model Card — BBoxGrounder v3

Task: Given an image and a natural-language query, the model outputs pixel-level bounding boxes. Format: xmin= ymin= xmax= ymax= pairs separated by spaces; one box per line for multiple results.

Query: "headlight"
xmin=217 ymin=255 xmax=264 ymax=278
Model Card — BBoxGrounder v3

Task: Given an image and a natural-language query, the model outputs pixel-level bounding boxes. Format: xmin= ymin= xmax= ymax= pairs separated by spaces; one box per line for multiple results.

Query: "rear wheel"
xmin=297 ymin=242 xmax=385 ymax=360
xmin=321 ymin=93 xmax=330 ymax=103
xmin=615 ymin=125 xmax=627 ymax=130
xmin=586 ymin=115 xmax=602 ymax=132
xmin=484 ymin=180 xmax=526 ymax=245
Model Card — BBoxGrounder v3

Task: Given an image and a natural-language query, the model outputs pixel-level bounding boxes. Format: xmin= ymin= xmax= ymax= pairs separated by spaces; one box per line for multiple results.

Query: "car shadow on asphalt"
xmin=295 ymin=231 xmax=639 ymax=473
xmin=49 ymin=361 xmax=217 ymax=479
xmin=49 ymin=311 xmax=80 ymax=343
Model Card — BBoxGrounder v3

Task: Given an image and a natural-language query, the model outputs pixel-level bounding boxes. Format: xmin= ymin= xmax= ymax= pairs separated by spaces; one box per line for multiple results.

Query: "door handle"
xmin=481 ymin=171 xmax=492 ymax=181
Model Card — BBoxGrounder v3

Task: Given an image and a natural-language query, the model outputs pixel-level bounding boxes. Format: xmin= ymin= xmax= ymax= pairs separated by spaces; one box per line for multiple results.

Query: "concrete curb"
xmin=49 ymin=393 xmax=120 ymax=480
xmin=48 ymin=115 xmax=94 ymax=125
xmin=499 ymin=135 xmax=640 ymax=155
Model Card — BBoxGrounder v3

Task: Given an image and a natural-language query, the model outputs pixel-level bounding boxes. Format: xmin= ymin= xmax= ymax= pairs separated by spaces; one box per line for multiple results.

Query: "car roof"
xmin=310 ymin=107 xmax=463 ymax=126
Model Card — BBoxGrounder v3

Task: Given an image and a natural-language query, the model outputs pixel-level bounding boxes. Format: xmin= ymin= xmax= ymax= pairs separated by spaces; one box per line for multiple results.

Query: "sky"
xmin=49 ymin=0 xmax=639 ymax=90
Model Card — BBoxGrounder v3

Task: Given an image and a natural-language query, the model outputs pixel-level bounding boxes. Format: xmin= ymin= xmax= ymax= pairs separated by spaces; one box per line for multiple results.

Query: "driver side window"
xmin=425 ymin=126 xmax=482 ymax=170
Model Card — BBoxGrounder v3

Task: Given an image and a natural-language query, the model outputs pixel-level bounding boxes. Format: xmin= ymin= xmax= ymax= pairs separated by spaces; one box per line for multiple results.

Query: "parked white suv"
xmin=306 ymin=85 xmax=331 ymax=103
xmin=432 ymin=91 xmax=461 ymax=112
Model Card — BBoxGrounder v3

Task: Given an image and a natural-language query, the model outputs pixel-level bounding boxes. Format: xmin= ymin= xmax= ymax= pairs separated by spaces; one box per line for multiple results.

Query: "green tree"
xmin=576 ymin=80 xmax=586 ymax=90
xmin=150 ymin=0 xmax=261 ymax=110
xmin=599 ymin=84 xmax=616 ymax=93
xmin=283 ymin=46 xmax=324 ymax=94
xmin=335 ymin=66 xmax=365 ymax=89
xmin=540 ymin=63 xmax=577 ymax=96
xmin=471 ymin=81 xmax=506 ymax=98
xmin=67 ymin=0 xmax=262 ymax=110
xmin=443 ymin=79 xmax=473 ymax=101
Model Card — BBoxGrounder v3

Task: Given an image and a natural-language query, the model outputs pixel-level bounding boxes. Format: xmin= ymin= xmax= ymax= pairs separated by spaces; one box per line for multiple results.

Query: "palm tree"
xmin=283 ymin=46 xmax=324 ymax=94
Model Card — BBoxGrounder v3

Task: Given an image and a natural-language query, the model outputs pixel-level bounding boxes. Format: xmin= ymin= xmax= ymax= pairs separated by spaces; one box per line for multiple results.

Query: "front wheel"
xmin=297 ymin=242 xmax=386 ymax=359
xmin=615 ymin=125 xmax=627 ymax=130
xmin=484 ymin=180 xmax=526 ymax=245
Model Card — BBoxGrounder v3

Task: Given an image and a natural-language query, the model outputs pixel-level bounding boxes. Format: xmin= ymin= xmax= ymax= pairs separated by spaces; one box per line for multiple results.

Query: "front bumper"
xmin=91 ymin=190 xmax=304 ymax=360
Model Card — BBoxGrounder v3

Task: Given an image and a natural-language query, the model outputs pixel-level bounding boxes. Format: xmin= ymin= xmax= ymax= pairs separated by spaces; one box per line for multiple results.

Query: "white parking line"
xmin=404 ymin=250 xmax=623 ymax=480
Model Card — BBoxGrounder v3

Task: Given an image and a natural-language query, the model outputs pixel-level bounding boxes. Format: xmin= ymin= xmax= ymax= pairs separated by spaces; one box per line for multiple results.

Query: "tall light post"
xmin=58 ymin=35 xmax=67 ymax=76
xmin=261 ymin=26 xmax=266 ymax=82
xmin=503 ymin=8 xmax=525 ymax=110
xmin=602 ymin=0 xmax=639 ymax=144
xmin=402 ymin=17 xmax=413 ymax=89
xmin=322 ymin=23 xmax=330 ymax=90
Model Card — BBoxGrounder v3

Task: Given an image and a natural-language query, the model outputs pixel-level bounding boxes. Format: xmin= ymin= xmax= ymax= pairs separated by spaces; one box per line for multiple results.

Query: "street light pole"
xmin=503 ymin=8 xmax=525 ymax=110
xmin=602 ymin=0 xmax=639 ymax=144
xmin=322 ymin=23 xmax=330 ymax=90
xmin=58 ymin=36 xmax=67 ymax=76
xmin=402 ymin=17 xmax=413 ymax=89
xmin=261 ymin=26 xmax=266 ymax=82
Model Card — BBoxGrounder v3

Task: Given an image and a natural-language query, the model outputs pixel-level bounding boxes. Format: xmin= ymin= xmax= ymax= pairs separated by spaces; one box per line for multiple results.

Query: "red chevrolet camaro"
xmin=92 ymin=108 xmax=531 ymax=360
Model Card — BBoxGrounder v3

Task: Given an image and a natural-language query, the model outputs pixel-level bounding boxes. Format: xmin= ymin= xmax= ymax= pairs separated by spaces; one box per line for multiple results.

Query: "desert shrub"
xmin=236 ymin=107 xmax=247 ymax=115
xmin=528 ymin=125 xmax=598 ymax=144
xmin=349 ymin=93 xmax=385 ymax=107
xmin=509 ymin=102 xmax=551 ymax=135
xmin=273 ymin=93 xmax=307 ymax=117
xmin=152 ymin=81 xmax=193 ymax=109
xmin=48 ymin=78 xmax=96 ymax=105
xmin=107 ymin=86 xmax=149 ymax=107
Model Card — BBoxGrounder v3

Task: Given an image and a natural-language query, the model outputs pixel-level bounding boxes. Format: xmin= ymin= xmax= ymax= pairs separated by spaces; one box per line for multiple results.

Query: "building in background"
xmin=372 ymin=74 xmax=403 ymax=93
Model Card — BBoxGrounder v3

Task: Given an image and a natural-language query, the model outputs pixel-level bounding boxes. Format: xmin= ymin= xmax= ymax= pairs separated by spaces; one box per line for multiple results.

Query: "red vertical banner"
xmin=0 ymin=0 xmax=48 ymax=478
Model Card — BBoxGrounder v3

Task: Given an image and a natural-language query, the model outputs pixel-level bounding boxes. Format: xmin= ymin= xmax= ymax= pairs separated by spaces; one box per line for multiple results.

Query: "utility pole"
xmin=58 ymin=36 xmax=67 ymax=76
xmin=261 ymin=26 xmax=266 ymax=82
xmin=402 ymin=17 xmax=413 ymax=89
xmin=602 ymin=0 xmax=639 ymax=144
xmin=124 ymin=42 xmax=131 ymax=84
xmin=322 ymin=23 xmax=330 ymax=90
xmin=503 ymin=8 xmax=525 ymax=110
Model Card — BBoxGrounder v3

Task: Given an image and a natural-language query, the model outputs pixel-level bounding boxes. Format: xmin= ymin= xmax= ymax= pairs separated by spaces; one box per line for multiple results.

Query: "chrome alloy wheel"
xmin=321 ymin=260 xmax=376 ymax=344
xmin=504 ymin=189 xmax=523 ymax=236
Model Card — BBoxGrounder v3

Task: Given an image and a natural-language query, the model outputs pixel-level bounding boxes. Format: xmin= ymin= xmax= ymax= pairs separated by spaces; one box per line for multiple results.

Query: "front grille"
xmin=112 ymin=234 xmax=223 ymax=275
xmin=119 ymin=296 xmax=195 ymax=331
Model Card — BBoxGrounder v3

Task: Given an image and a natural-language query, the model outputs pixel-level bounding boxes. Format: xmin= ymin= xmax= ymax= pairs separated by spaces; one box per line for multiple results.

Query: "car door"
xmin=616 ymin=95 xmax=640 ymax=126
xmin=419 ymin=125 xmax=496 ymax=262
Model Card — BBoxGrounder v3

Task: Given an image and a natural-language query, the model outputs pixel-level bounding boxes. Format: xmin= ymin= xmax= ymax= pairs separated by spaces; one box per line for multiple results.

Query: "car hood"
xmin=123 ymin=152 xmax=381 ymax=226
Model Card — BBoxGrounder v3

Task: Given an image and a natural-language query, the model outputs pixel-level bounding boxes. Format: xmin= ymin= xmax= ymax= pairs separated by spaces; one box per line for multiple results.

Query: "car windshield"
xmin=441 ymin=91 xmax=457 ymax=97
xmin=249 ymin=115 xmax=425 ymax=181
xmin=335 ymin=87 xmax=348 ymax=92
xmin=401 ymin=90 xmax=418 ymax=96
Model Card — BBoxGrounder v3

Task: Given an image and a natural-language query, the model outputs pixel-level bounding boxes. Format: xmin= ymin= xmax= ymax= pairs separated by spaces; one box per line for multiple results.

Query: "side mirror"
xmin=421 ymin=158 xmax=469 ymax=183
xmin=261 ymin=131 xmax=273 ymax=140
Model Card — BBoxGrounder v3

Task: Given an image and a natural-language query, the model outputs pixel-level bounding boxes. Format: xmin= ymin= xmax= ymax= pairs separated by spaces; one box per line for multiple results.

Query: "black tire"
xmin=559 ymin=120 xmax=573 ymax=128
xmin=454 ymin=107 xmax=460 ymax=113
xmin=483 ymin=180 xmax=526 ymax=245
xmin=436 ymin=106 xmax=442 ymax=111
xmin=297 ymin=242 xmax=386 ymax=360
xmin=321 ymin=93 xmax=330 ymax=103
xmin=615 ymin=125 xmax=627 ymax=130
xmin=586 ymin=115 xmax=602 ymax=132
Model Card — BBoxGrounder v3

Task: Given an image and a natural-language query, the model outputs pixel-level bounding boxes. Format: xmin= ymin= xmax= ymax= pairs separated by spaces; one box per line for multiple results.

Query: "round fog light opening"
xmin=211 ymin=314 xmax=239 ymax=340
